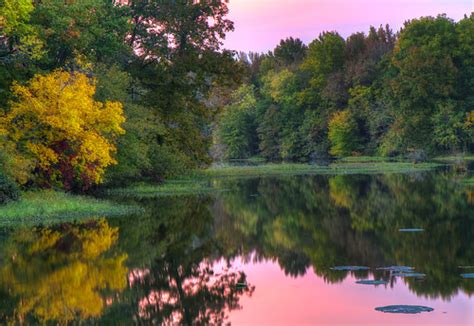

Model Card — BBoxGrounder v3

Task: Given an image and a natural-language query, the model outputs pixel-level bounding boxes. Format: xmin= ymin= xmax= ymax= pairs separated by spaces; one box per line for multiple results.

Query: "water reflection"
xmin=0 ymin=219 xmax=127 ymax=324
xmin=0 ymin=171 xmax=473 ymax=323
xmin=213 ymin=173 xmax=474 ymax=299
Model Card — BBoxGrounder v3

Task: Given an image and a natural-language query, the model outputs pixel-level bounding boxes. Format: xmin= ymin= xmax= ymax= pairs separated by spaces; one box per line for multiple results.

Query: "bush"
xmin=0 ymin=175 xmax=20 ymax=205
xmin=405 ymin=149 xmax=429 ymax=163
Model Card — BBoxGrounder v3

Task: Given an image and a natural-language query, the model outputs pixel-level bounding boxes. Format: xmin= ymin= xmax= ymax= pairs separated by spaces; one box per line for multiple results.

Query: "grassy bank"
xmin=435 ymin=154 xmax=474 ymax=162
xmin=462 ymin=178 xmax=474 ymax=185
xmin=106 ymin=180 xmax=224 ymax=198
xmin=0 ymin=190 xmax=139 ymax=226
xmin=108 ymin=161 xmax=443 ymax=198
xmin=201 ymin=161 xmax=443 ymax=178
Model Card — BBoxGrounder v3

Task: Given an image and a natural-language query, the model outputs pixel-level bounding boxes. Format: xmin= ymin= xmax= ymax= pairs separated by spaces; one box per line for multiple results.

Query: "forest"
xmin=0 ymin=0 xmax=473 ymax=200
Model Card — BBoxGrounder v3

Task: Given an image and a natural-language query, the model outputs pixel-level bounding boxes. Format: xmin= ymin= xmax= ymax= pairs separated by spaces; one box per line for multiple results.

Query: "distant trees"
xmin=215 ymin=14 xmax=474 ymax=161
xmin=217 ymin=85 xmax=258 ymax=159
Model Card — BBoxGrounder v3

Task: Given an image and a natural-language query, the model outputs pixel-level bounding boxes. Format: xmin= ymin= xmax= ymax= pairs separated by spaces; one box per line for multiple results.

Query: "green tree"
xmin=258 ymin=105 xmax=281 ymax=161
xmin=328 ymin=110 xmax=362 ymax=157
xmin=217 ymin=85 xmax=258 ymax=159
xmin=274 ymin=37 xmax=307 ymax=67
xmin=388 ymin=15 xmax=459 ymax=152
xmin=31 ymin=0 xmax=130 ymax=69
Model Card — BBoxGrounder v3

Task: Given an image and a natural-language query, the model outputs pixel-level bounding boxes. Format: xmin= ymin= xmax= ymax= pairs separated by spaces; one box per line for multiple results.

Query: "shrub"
xmin=0 ymin=175 xmax=20 ymax=205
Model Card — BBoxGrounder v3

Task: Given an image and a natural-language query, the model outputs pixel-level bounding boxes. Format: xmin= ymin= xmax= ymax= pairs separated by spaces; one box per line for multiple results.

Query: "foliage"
xmin=30 ymin=0 xmax=130 ymax=68
xmin=0 ymin=174 xmax=19 ymax=205
xmin=1 ymin=71 xmax=125 ymax=190
xmin=328 ymin=110 xmax=362 ymax=156
xmin=215 ymin=15 xmax=473 ymax=161
xmin=217 ymin=85 xmax=258 ymax=159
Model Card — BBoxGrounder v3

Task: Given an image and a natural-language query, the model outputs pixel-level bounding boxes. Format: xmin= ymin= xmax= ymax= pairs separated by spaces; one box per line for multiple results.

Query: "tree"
xmin=258 ymin=105 xmax=281 ymax=161
xmin=328 ymin=110 xmax=362 ymax=157
xmin=217 ymin=85 xmax=258 ymax=159
xmin=456 ymin=14 xmax=474 ymax=109
xmin=0 ymin=0 xmax=43 ymax=61
xmin=274 ymin=37 xmax=307 ymax=67
xmin=30 ymin=0 xmax=130 ymax=69
xmin=388 ymin=15 xmax=459 ymax=152
xmin=431 ymin=100 xmax=466 ymax=152
xmin=0 ymin=71 xmax=125 ymax=190
xmin=0 ymin=0 xmax=43 ymax=106
xmin=127 ymin=0 xmax=239 ymax=168
xmin=302 ymin=32 xmax=345 ymax=92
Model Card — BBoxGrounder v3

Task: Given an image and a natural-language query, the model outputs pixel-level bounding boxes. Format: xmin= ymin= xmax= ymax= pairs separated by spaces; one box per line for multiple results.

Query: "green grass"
xmin=434 ymin=154 xmax=474 ymax=161
xmin=0 ymin=190 xmax=140 ymax=226
xmin=106 ymin=180 xmax=224 ymax=198
xmin=200 ymin=162 xmax=443 ymax=178
xmin=337 ymin=156 xmax=402 ymax=163
xmin=462 ymin=178 xmax=474 ymax=185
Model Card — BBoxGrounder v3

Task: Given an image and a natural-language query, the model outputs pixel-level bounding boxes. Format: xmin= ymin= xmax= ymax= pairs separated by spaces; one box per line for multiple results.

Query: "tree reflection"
xmin=0 ymin=219 xmax=128 ymax=324
xmin=101 ymin=197 xmax=254 ymax=324
xmin=213 ymin=172 xmax=474 ymax=299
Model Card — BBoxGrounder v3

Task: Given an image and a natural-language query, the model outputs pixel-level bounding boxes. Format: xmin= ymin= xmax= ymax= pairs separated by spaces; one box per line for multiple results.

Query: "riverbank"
xmin=0 ymin=159 xmax=457 ymax=221
xmin=0 ymin=190 xmax=139 ymax=226
xmin=107 ymin=160 xmax=444 ymax=198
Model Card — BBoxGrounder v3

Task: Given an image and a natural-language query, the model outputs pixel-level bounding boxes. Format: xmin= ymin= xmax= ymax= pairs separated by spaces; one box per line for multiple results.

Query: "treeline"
xmin=0 ymin=0 xmax=240 ymax=194
xmin=215 ymin=14 xmax=474 ymax=162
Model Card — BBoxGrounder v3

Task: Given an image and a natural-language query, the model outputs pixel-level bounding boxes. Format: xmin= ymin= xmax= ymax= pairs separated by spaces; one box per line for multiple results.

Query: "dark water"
xmin=1 ymin=171 xmax=474 ymax=324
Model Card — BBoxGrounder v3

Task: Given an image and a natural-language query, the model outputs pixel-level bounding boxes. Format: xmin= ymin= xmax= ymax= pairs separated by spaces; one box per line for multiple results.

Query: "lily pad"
xmin=330 ymin=266 xmax=370 ymax=271
xmin=392 ymin=272 xmax=426 ymax=278
xmin=377 ymin=266 xmax=414 ymax=272
xmin=399 ymin=228 xmax=425 ymax=232
xmin=375 ymin=305 xmax=434 ymax=314
xmin=461 ymin=273 xmax=474 ymax=279
xmin=356 ymin=280 xmax=388 ymax=285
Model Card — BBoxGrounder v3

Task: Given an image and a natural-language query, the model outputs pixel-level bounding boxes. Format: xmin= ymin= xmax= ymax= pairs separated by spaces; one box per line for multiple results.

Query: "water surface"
xmin=0 ymin=171 xmax=473 ymax=324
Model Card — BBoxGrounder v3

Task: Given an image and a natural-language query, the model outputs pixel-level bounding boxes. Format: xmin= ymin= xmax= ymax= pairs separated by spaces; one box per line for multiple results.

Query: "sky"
xmin=223 ymin=0 xmax=474 ymax=52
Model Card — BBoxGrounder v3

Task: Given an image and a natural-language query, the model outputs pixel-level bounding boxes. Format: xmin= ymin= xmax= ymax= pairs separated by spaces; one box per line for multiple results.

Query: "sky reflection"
xmin=227 ymin=257 xmax=474 ymax=325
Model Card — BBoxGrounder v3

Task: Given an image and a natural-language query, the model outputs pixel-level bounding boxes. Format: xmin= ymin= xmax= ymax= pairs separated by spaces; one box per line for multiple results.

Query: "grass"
xmin=337 ymin=156 xmax=402 ymax=163
xmin=106 ymin=180 xmax=225 ymax=198
xmin=462 ymin=178 xmax=474 ymax=185
xmin=0 ymin=190 xmax=140 ymax=226
xmin=434 ymin=154 xmax=474 ymax=162
xmin=200 ymin=162 xmax=443 ymax=178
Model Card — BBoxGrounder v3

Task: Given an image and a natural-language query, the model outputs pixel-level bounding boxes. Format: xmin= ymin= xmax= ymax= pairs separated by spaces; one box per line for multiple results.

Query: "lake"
xmin=0 ymin=170 xmax=473 ymax=324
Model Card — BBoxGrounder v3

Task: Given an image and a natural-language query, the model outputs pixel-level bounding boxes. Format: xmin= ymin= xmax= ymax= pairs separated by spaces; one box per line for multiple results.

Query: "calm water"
xmin=0 ymin=171 xmax=473 ymax=324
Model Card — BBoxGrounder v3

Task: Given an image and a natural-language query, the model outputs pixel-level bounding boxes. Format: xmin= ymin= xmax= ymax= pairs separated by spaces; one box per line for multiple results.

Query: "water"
xmin=0 ymin=171 xmax=473 ymax=324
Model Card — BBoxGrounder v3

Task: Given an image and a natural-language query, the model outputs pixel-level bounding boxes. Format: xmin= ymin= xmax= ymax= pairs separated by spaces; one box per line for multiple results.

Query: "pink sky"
xmin=224 ymin=0 xmax=474 ymax=52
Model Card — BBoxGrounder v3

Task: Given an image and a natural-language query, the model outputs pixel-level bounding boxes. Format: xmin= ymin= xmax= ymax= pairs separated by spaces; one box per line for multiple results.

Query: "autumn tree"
xmin=0 ymin=70 xmax=125 ymax=190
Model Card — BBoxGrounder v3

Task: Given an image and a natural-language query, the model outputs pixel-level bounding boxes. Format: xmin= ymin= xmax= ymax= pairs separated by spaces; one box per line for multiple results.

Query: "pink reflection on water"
xmin=225 ymin=257 xmax=474 ymax=325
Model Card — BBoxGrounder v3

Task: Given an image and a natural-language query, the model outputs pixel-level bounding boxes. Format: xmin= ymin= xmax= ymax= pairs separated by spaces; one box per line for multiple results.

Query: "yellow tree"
xmin=0 ymin=70 xmax=125 ymax=190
